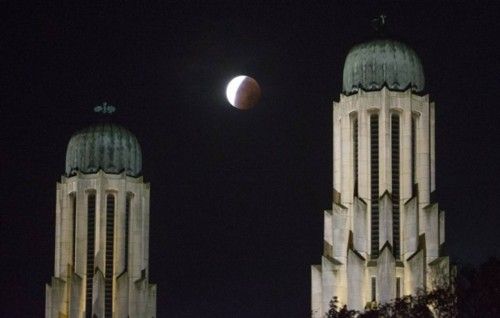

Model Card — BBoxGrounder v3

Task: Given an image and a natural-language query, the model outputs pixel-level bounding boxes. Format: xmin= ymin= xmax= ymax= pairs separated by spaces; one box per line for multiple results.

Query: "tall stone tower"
xmin=311 ymin=38 xmax=450 ymax=315
xmin=45 ymin=116 xmax=157 ymax=317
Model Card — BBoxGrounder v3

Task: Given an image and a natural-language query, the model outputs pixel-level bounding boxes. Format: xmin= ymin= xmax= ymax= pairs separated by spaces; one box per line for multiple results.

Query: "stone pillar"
xmin=377 ymin=246 xmax=395 ymax=304
xmin=379 ymin=193 xmax=393 ymax=248
xmin=353 ymin=197 xmax=368 ymax=256
xmin=403 ymin=196 xmax=418 ymax=259
xmin=430 ymin=102 xmax=436 ymax=192
xmin=332 ymin=204 xmax=348 ymax=260
xmin=401 ymin=108 xmax=413 ymax=201
xmin=341 ymin=108 xmax=352 ymax=203
xmin=379 ymin=89 xmax=391 ymax=194
xmin=311 ymin=265 xmax=323 ymax=318
xmin=347 ymin=250 xmax=366 ymax=310
xmin=358 ymin=105 xmax=370 ymax=200
xmin=417 ymin=101 xmax=430 ymax=206
xmin=425 ymin=203 xmax=439 ymax=261
xmin=333 ymin=102 xmax=341 ymax=193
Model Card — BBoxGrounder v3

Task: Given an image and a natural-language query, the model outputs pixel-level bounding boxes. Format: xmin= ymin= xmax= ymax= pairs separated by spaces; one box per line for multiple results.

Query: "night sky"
xmin=2 ymin=2 xmax=500 ymax=317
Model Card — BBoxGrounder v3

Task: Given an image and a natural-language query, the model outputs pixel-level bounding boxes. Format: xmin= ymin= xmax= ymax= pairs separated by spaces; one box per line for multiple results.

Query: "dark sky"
xmin=2 ymin=2 xmax=500 ymax=317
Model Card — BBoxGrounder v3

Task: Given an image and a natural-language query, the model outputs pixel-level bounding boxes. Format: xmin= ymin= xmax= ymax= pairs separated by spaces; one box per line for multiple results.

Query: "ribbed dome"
xmin=65 ymin=123 xmax=142 ymax=177
xmin=342 ymin=39 xmax=425 ymax=94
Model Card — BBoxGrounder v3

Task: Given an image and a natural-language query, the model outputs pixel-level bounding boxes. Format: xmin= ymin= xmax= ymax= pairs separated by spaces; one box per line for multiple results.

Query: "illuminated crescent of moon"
xmin=226 ymin=75 xmax=246 ymax=107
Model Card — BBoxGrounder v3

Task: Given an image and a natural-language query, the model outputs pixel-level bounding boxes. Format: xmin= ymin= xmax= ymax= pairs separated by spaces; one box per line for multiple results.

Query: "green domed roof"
xmin=65 ymin=123 xmax=142 ymax=177
xmin=342 ymin=39 xmax=425 ymax=94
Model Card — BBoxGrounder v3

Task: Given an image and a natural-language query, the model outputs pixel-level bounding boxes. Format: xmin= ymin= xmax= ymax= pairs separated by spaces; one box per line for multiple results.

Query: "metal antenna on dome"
xmin=94 ymin=102 xmax=116 ymax=114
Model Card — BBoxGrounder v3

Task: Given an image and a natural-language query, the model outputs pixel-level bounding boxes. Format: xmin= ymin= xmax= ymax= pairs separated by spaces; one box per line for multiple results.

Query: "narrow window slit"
xmin=371 ymin=114 xmax=379 ymax=258
xmin=105 ymin=194 xmax=115 ymax=318
xmin=392 ymin=114 xmax=400 ymax=259
xmin=86 ymin=193 xmax=96 ymax=318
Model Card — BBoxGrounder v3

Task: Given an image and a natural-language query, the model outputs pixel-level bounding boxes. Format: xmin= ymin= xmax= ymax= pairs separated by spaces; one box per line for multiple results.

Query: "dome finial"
xmin=371 ymin=14 xmax=387 ymax=35
xmin=94 ymin=102 xmax=116 ymax=114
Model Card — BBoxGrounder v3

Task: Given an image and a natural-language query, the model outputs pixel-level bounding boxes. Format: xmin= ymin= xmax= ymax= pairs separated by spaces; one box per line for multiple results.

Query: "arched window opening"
xmin=371 ymin=277 xmax=377 ymax=302
xmin=370 ymin=114 xmax=379 ymax=258
xmin=391 ymin=114 xmax=400 ymax=259
xmin=396 ymin=277 xmax=401 ymax=299
xmin=71 ymin=193 xmax=77 ymax=267
xmin=105 ymin=194 xmax=115 ymax=318
xmin=86 ymin=192 xmax=96 ymax=318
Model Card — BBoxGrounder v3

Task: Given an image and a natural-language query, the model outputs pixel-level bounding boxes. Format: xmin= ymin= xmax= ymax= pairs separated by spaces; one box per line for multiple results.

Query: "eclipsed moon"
xmin=225 ymin=75 xmax=261 ymax=110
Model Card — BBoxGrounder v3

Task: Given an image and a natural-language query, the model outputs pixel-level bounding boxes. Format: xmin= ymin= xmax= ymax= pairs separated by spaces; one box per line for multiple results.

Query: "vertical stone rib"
xmin=55 ymin=184 xmax=62 ymax=275
xmin=403 ymin=196 xmax=418 ymax=259
xmin=418 ymin=105 xmax=430 ymax=206
xmin=359 ymin=104 xmax=369 ymax=199
xmin=125 ymin=194 xmax=131 ymax=271
xmin=61 ymin=187 xmax=72 ymax=274
xmin=430 ymin=102 xmax=436 ymax=192
xmin=324 ymin=210 xmax=333 ymax=252
xmin=341 ymin=111 xmax=351 ymax=202
xmin=401 ymin=109 xmax=412 ymax=201
xmin=311 ymin=265 xmax=323 ymax=318
xmin=412 ymin=116 xmax=417 ymax=193
xmin=379 ymin=193 xmax=393 ymax=248
xmin=347 ymin=250 xmax=365 ymax=310
xmin=353 ymin=116 xmax=359 ymax=196
xmin=145 ymin=186 xmax=151 ymax=271
xmin=353 ymin=197 xmax=367 ymax=255
xmin=71 ymin=193 xmax=77 ymax=266
xmin=333 ymin=103 xmax=341 ymax=195
xmin=377 ymin=246 xmax=395 ymax=303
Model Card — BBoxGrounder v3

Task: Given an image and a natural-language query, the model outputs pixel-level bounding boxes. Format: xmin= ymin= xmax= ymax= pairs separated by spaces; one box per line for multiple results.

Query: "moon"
xmin=225 ymin=75 xmax=261 ymax=110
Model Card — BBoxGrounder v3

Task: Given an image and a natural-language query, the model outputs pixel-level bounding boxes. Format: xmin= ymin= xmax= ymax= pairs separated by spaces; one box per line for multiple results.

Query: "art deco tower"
xmin=46 ymin=110 xmax=157 ymax=317
xmin=311 ymin=37 xmax=450 ymax=315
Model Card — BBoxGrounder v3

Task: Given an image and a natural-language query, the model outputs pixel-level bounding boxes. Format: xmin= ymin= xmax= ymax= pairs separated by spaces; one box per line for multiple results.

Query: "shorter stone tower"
xmin=311 ymin=38 xmax=450 ymax=316
xmin=46 ymin=120 xmax=157 ymax=318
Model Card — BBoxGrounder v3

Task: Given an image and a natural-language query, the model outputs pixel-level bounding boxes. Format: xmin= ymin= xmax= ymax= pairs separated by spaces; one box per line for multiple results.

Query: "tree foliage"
xmin=326 ymin=288 xmax=455 ymax=318
xmin=325 ymin=257 xmax=500 ymax=318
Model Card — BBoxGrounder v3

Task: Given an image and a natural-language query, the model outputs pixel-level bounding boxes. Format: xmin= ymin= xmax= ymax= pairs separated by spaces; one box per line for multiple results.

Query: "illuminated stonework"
xmin=46 ymin=124 xmax=156 ymax=318
xmin=311 ymin=40 xmax=450 ymax=316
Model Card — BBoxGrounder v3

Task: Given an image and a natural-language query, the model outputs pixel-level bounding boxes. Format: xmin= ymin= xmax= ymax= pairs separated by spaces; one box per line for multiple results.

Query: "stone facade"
xmin=311 ymin=87 xmax=450 ymax=316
